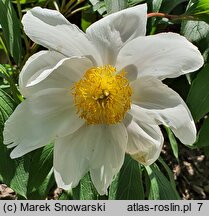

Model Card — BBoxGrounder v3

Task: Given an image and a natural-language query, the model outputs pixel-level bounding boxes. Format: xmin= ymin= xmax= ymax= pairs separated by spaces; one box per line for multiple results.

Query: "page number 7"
xmin=197 ymin=203 xmax=203 ymax=211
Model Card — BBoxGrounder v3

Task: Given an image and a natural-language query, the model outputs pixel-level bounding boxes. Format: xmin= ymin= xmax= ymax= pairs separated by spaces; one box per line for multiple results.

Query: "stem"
xmin=30 ymin=43 xmax=39 ymax=53
xmin=0 ymin=36 xmax=12 ymax=66
xmin=16 ymin=0 xmax=30 ymax=67
xmin=63 ymin=0 xmax=77 ymax=14
xmin=16 ymin=0 xmax=23 ymax=19
xmin=66 ymin=5 xmax=90 ymax=18
xmin=0 ymin=65 xmax=22 ymax=104
xmin=66 ymin=0 xmax=77 ymax=9
xmin=70 ymin=0 xmax=86 ymax=11
xmin=0 ymin=37 xmax=21 ymax=103
xmin=60 ymin=0 xmax=66 ymax=11
xmin=148 ymin=12 xmax=179 ymax=19
xmin=53 ymin=0 xmax=60 ymax=11
xmin=44 ymin=0 xmax=52 ymax=7
xmin=22 ymin=33 xmax=30 ymax=53
xmin=147 ymin=12 xmax=198 ymax=21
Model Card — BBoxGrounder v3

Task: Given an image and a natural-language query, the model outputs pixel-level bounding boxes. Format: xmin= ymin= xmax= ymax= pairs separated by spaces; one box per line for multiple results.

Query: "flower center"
xmin=72 ymin=65 xmax=132 ymax=124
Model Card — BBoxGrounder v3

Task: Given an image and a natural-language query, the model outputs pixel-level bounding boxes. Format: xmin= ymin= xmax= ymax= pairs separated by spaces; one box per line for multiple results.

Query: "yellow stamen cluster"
xmin=72 ymin=65 xmax=132 ymax=124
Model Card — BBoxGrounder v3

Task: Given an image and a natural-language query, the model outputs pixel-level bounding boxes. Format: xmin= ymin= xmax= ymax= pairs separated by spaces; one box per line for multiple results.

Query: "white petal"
xmin=116 ymin=33 xmax=204 ymax=80
xmin=19 ymin=50 xmax=64 ymax=97
xmin=126 ymin=119 xmax=163 ymax=166
xmin=86 ymin=4 xmax=147 ymax=65
xmin=128 ymin=104 xmax=156 ymax=125
xmin=54 ymin=125 xmax=96 ymax=190
xmin=20 ymin=52 xmax=93 ymax=97
xmin=89 ymin=124 xmax=128 ymax=195
xmin=3 ymin=88 xmax=84 ymax=158
xmin=131 ymin=77 xmax=196 ymax=144
xmin=26 ymin=57 xmax=92 ymax=88
xmin=22 ymin=7 xmax=102 ymax=64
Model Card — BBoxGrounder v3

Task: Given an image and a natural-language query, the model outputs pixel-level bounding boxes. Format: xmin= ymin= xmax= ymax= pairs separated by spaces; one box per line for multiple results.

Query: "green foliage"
xmin=185 ymin=0 xmax=209 ymax=23
xmin=89 ymin=0 xmax=147 ymax=15
xmin=15 ymin=0 xmax=47 ymax=4
xmin=165 ymin=127 xmax=179 ymax=161
xmin=147 ymin=0 xmax=163 ymax=34
xmin=0 ymin=88 xmax=30 ymax=198
xmin=187 ymin=64 xmax=209 ymax=121
xmin=158 ymin=157 xmax=179 ymax=195
xmin=104 ymin=0 xmax=128 ymax=14
xmin=181 ymin=20 xmax=209 ymax=42
xmin=181 ymin=0 xmax=209 ymax=53
xmin=70 ymin=156 xmax=180 ymax=200
xmin=160 ymin=0 xmax=188 ymax=13
xmin=59 ymin=190 xmax=73 ymax=200
xmin=73 ymin=173 xmax=99 ymax=200
xmin=27 ymin=144 xmax=54 ymax=199
xmin=151 ymin=0 xmax=163 ymax=12
xmin=0 ymin=86 xmax=54 ymax=199
xmin=81 ymin=9 xmax=97 ymax=32
xmin=89 ymin=0 xmax=107 ymax=15
xmin=0 ymin=88 xmax=15 ymax=182
xmin=0 ymin=0 xmax=23 ymax=65
xmin=0 ymin=64 xmax=22 ymax=104
xmin=109 ymin=155 xmax=144 ymax=200
xmin=145 ymin=163 xmax=180 ymax=200
xmin=9 ymin=156 xmax=31 ymax=199
xmin=196 ymin=117 xmax=209 ymax=147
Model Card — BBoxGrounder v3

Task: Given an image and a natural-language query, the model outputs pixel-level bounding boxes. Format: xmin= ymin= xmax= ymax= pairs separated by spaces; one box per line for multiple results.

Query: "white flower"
xmin=3 ymin=4 xmax=203 ymax=195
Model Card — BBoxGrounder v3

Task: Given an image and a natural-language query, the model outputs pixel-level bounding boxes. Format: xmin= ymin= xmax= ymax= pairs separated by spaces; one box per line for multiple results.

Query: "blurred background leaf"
xmin=160 ymin=0 xmax=188 ymax=13
xmin=0 ymin=0 xmax=23 ymax=65
xmin=185 ymin=0 xmax=209 ymax=23
xmin=196 ymin=116 xmax=209 ymax=148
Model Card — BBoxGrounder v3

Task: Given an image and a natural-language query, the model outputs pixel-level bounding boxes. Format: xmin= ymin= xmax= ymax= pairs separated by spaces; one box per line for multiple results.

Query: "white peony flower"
xmin=3 ymin=4 xmax=203 ymax=195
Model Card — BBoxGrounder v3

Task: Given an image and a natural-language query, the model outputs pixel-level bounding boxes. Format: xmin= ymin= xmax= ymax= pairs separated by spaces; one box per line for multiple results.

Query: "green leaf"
xmin=13 ymin=0 xmax=44 ymax=4
xmin=89 ymin=0 xmax=107 ymax=15
xmin=0 ymin=0 xmax=23 ymax=65
xmin=203 ymin=145 xmax=209 ymax=156
xmin=105 ymin=0 xmax=127 ymax=14
xmin=0 ymin=88 xmax=30 ymax=198
xmin=89 ymin=0 xmax=145 ymax=16
xmin=73 ymin=173 xmax=99 ymax=200
xmin=9 ymin=156 xmax=31 ymax=199
xmin=128 ymin=0 xmax=145 ymax=7
xmin=196 ymin=116 xmax=209 ymax=147
xmin=27 ymin=144 xmax=55 ymax=199
xmin=0 ymin=88 xmax=16 ymax=183
xmin=147 ymin=0 xmax=163 ymax=34
xmin=59 ymin=190 xmax=73 ymax=200
xmin=181 ymin=20 xmax=209 ymax=42
xmin=145 ymin=163 xmax=180 ymax=200
xmin=81 ymin=9 xmax=97 ymax=32
xmin=165 ymin=126 xmax=179 ymax=160
xmin=0 ymin=64 xmax=22 ymax=105
xmin=0 ymin=87 xmax=54 ymax=199
xmin=160 ymin=0 xmax=188 ymax=13
xmin=187 ymin=64 xmax=209 ymax=121
xmin=109 ymin=155 xmax=144 ymax=200
xmin=181 ymin=0 xmax=209 ymax=42
xmin=147 ymin=0 xmax=163 ymax=12
xmin=158 ymin=157 xmax=180 ymax=198
xmin=185 ymin=0 xmax=209 ymax=23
